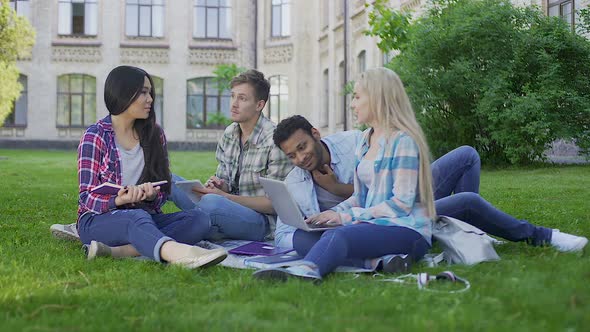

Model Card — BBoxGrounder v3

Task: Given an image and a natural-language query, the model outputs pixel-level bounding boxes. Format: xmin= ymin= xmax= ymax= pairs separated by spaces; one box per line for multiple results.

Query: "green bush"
xmin=367 ymin=0 xmax=590 ymax=164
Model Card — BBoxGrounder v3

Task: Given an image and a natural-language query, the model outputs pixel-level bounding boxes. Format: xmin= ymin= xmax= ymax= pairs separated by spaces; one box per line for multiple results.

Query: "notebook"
xmin=90 ymin=180 xmax=168 ymax=195
xmin=244 ymin=253 xmax=304 ymax=269
xmin=227 ymin=241 xmax=294 ymax=256
xmin=259 ymin=177 xmax=339 ymax=232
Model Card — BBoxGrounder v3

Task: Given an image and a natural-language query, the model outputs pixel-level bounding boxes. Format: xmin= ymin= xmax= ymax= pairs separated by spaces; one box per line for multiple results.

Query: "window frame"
xmin=186 ymin=77 xmax=231 ymax=129
xmin=357 ymin=50 xmax=366 ymax=74
xmin=125 ymin=0 xmax=165 ymax=38
xmin=271 ymin=0 xmax=291 ymax=38
xmin=9 ymin=0 xmax=31 ymax=19
xmin=151 ymin=76 xmax=164 ymax=128
xmin=193 ymin=0 xmax=232 ymax=40
xmin=547 ymin=0 xmax=575 ymax=28
xmin=56 ymin=74 xmax=96 ymax=128
xmin=267 ymin=75 xmax=288 ymax=124
xmin=57 ymin=0 xmax=98 ymax=36
xmin=3 ymin=74 xmax=28 ymax=128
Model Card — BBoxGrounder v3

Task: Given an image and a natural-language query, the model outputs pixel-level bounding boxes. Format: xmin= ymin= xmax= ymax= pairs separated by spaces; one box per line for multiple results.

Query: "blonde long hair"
xmin=358 ymin=67 xmax=435 ymax=218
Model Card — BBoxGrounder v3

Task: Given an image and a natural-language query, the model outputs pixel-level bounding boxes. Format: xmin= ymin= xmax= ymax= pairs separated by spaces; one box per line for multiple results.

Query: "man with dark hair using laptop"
xmin=272 ymin=115 xmax=587 ymax=253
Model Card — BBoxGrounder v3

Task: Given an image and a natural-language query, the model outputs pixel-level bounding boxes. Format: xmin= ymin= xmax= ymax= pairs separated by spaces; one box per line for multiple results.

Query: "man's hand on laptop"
xmin=305 ymin=210 xmax=342 ymax=227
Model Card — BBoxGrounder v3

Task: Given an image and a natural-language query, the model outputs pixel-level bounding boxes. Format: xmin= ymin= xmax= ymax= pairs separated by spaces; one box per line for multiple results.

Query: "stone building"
xmin=1 ymin=0 xmax=587 ymax=148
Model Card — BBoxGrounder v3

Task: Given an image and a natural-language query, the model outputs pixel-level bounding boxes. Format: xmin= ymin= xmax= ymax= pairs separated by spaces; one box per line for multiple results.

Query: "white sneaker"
xmin=50 ymin=223 xmax=80 ymax=242
xmin=171 ymin=247 xmax=228 ymax=269
xmin=551 ymin=229 xmax=588 ymax=252
xmin=84 ymin=240 xmax=112 ymax=260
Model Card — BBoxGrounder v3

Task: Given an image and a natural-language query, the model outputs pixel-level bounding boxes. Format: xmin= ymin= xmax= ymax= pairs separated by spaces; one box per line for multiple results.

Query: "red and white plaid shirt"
xmin=77 ymin=115 xmax=167 ymax=220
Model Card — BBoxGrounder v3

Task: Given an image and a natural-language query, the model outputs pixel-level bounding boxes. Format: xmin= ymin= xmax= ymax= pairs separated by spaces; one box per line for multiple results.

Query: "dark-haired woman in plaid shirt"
xmin=77 ymin=66 xmax=227 ymax=269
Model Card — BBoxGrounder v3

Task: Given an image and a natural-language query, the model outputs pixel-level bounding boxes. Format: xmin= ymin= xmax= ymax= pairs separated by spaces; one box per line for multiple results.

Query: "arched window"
xmin=151 ymin=76 xmax=164 ymax=127
xmin=57 ymin=74 xmax=96 ymax=127
xmin=194 ymin=0 xmax=232 ymax=39
xmin=3 ymin=74 xmax=27 ymax=127
xmin=268 ymin=75 xmax=288 ymax=124
xmin=357 ymin=50 xmax=366 ymax=74
xmin=186 ymin=77 xmax=231 ymax=129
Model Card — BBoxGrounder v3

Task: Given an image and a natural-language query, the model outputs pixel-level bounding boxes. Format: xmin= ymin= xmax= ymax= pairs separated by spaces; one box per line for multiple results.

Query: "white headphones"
xmin=374 ymin=270 xmax=471 ymax=293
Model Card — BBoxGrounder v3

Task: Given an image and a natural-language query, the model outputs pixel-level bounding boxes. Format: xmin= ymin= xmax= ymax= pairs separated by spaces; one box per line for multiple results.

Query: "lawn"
xmin=0 ymin=148 xmax=589 ymax=331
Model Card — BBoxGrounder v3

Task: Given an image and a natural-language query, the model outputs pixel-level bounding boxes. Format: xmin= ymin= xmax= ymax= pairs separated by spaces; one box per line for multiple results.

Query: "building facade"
xmin=1 ymin=0 xmax=588 ymax=147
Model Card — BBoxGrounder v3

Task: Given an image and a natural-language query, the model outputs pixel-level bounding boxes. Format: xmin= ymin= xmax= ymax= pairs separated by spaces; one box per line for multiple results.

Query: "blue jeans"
xmin=430 ymin=146 xmax=552 ymax=245
xmin=435 ymin=192 xmax=552 ymax=245
xmin=77 ymin=209 xmax=210 ymax=262
xmin=169 ymin=174 xmax=269 ymax=241
xmin=294 ymin=224 xmax=430 ymax=277
xmin=431 ymin=145 xmax=480 ymax=199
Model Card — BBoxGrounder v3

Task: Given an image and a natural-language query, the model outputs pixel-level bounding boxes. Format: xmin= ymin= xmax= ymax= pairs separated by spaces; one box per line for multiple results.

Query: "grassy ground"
xmin=0 ymin=149 xmax=589 ymax=331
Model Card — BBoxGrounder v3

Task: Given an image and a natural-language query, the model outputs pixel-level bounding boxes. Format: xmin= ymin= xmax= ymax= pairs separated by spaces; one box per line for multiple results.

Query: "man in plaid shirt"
xmin=172 ymin=70 xmax=293 ymax=241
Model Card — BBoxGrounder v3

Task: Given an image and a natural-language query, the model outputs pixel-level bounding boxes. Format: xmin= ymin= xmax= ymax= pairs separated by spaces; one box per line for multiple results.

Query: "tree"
xmin=206 ymin=63 xmax=246 ymax=127
xmin=366 ymin=0 xmax=590 ymax=164
xmin=0 ymin=0 xmax=35 ymax=125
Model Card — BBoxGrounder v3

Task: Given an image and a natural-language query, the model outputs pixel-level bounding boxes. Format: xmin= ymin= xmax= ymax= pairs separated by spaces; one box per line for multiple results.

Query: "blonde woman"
xmin=254 ymin=67 xmax=435 ymax=282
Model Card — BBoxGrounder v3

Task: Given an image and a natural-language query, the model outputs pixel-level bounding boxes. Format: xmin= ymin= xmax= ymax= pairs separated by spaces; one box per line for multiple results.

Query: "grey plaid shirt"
xmin=215 ymin=114 xmax=293 ymax=233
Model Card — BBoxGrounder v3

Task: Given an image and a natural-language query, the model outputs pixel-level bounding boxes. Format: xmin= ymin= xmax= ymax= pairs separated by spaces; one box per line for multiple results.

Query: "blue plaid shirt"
xmin=333 ymin=129 xmax=432 ymax=244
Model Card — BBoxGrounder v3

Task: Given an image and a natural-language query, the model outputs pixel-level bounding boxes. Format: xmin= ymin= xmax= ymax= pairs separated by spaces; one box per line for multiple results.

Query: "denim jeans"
xmin=169 ymin=174 xmax=269 ymax=241
xmin=435 ymin=192 xmax=552 ymax=245
xmin=431 ymin=145 xmax=481 ymax=199
xmin=430 ymin=146 xmax=552 ymax=245
xmin=294 ymin=224 xmax=430 ymax=277
xmin=77 ymin=209 xmax=210 ymax=262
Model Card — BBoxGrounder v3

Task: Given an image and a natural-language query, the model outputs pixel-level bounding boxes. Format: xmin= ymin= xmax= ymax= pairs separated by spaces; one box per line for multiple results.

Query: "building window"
xmin=57 ymin=74 xmax=96 ymax=127
xmin=3 ymin=74 xmax=27 ymax=127
xmin=267 ymin=75 xmax=288 ymax=124
xmin=357 ymin=50 xmax=366 ymax=74
xmin=58 ymin=0 xmax=98 ymax=36
xmin=547 ymin=0 xmax=574 ymax=27
xmin=125 ymin=0 xmax=165 ymax=37
xmin=9 ymin=0 xmax=31 ymax=19
xmin=186 ymin=77 xmax=231 ymax=129
xmin=271 ymin=0 xmax=290 ymax=37
xmin=337 ymin=61 xmax=345 ymax=125
xmin=152 ymin=76 xmax=164 ymax=127
xmin=194 ymin=0 xmax=232 ymax=39
xmin=321 ymin=69 xmax=329 ymax=128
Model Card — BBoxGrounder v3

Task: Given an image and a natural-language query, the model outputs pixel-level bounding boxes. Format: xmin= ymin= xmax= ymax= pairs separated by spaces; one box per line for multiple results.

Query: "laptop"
xmin=259 ymin=177 xmax=339 ymax=232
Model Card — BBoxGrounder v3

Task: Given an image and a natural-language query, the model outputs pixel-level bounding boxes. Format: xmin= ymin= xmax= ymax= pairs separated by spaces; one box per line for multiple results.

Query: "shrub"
xmin=367 ymin=0 xmax=590 ymax=164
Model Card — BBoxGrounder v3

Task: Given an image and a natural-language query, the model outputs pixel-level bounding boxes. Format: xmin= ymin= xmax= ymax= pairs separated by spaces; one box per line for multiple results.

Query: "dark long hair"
xmin=104 ymin=65 xmax=171 ymax=193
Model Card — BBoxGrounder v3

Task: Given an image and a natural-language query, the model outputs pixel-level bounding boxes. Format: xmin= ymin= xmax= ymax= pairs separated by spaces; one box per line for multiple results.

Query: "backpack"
xmin=431 ymin=215 xmax=500 ymax=265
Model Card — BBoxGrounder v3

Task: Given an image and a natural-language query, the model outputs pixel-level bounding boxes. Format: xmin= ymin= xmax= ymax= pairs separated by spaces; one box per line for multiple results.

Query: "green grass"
xmin=0 ymin=149 xmax=589 ymax=331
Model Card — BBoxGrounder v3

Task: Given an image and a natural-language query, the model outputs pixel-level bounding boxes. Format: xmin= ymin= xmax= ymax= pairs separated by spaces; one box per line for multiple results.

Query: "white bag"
xmin=432 ymin=215 xmax=501 ymax=265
